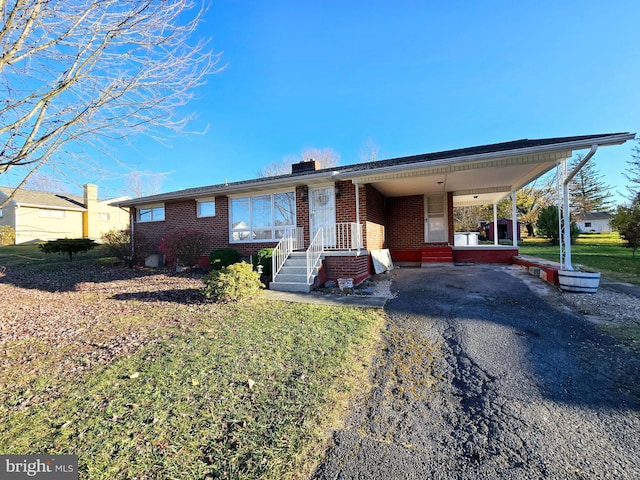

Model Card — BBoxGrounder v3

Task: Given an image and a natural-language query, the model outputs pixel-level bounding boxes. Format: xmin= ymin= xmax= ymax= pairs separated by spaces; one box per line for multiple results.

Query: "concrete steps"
xmin=270 ymin=252 xmax=322 ymax=293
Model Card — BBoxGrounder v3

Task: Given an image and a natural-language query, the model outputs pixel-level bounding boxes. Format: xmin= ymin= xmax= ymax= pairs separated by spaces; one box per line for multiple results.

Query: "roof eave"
xmin=117 ymin=132 xmax=635 ymax=207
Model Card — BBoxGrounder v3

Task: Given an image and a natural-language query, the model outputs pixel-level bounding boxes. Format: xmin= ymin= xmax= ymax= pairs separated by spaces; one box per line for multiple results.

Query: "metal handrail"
xmin=306 ymin=229 xmax=324 ymax=284
xmin=273 ymin=227 xmax=303 ymax=279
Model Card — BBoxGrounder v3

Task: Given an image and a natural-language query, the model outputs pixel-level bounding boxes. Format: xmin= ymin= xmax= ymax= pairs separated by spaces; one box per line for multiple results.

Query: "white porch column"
xmin=511 ymin=191 xmax=518 ymax=248
xmin=493 ymin=203 xmax=498 ymax=246
xmin=355 ymin=183 xmax=360 ymax=226
xmin=355 ymin=183 xmax=361 ymax=252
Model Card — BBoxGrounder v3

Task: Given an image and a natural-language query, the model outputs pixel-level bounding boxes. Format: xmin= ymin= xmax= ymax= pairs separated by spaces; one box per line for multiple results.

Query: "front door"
xmin=309 ymin=186 xmax=336 ymax=247
xmin=424 ymin=194 xmax=447 ymax=243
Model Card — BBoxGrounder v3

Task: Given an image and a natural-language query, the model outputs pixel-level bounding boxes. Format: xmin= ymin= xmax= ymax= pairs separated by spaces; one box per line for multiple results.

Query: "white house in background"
xmin=575 ymin=212 xmax=613 ymax=234
xmin=0 ymin=184 xmax=130 ymax=244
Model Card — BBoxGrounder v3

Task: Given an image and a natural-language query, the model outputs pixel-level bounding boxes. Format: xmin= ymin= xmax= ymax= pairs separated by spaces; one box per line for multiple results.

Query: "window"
xmin=138 ymin=204 xmax=165 ymax=222
xmin=98 ymin=212 xmax=110 ymax=221
xmin=0 ymin=208 xmax=3 ymax=218
xmin=39 ymin=208 xmax=65 ymax=218
xmin=584 ymin=222 xmax=592 ymax=227
xmin=230 ymin=191 xmax=295 ymax=242
xmin=197 ymin=199 xmax=216 ymax=217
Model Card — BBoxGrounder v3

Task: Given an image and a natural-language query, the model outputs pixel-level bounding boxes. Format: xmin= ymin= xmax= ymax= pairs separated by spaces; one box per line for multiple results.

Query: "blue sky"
xmin=10 ymin=0 xmax=640 ymax=203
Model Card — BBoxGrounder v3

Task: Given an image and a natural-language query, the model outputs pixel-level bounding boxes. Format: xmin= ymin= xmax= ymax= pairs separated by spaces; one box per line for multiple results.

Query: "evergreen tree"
xmin=624 ymin=139 xmax=640 ymax=198
xmin=568 ymin=154 xmax=614 ymax=214
xmin=612 ymin=193 xmax=640 ymax=257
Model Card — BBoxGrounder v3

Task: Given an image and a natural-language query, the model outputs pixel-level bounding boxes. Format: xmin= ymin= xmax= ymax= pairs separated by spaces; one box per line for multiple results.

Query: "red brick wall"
xmin=335 ymin=181 xmax=356 ymax=223
xmin=386 ymin=195 xmax=424 ymax=250
xmin=133 ymin=197 xmax=279 ymax=260
xmin=323 ymin=255 xmax=370 ymax=284
xmin=363 ymin=184 xmax=386 ymax=250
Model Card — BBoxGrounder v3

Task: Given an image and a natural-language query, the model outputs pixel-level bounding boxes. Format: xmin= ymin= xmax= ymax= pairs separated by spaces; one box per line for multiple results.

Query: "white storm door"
xmin=424 ymin=194 xmax=447 ymax=243
xmin=309 ymin=186 xmax=336 ymax=247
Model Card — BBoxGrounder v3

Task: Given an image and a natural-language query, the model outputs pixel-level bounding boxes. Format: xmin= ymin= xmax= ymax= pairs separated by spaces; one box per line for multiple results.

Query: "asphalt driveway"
xmin=311 ymin=264 xmax=640 ymax=479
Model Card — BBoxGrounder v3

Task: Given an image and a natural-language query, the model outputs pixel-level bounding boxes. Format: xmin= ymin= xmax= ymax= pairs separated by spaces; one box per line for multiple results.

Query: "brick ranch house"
xmin=117 ymin=133 xmax=634 ymax=292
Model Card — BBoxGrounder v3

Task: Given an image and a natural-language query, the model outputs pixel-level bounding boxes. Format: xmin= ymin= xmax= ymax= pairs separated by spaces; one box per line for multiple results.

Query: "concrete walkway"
xmin=262 ymin=289 xmax=389 ymax=308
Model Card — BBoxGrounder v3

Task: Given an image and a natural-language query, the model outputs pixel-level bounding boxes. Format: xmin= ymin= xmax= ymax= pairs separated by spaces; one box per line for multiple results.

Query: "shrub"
xmin=159 ymin=230 xmax=208 ymax=268
xmin=39 ymin=238 xmax=98 ymax=261
xmin=536 ymin=205 xmax=580 ymax=245
xmin=201 ymin=261 xmax=263 ymax=303
xmin=209 ymin=248 xmax=242 ymax=271
xmin=612 ymin=193 xmax=640 ymax=257
xmin=252 ymin=247 xmax=273 ymax=280
xmin=0 ymin=226 xmax=15 ymax=246
xmin=102 ymin=228 xmax=152 ymax=267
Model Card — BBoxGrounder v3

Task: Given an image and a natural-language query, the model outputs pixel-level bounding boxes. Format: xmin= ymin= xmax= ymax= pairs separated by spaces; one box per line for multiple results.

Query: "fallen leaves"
xmin=0 ymin=265 xmax=211 ymax=411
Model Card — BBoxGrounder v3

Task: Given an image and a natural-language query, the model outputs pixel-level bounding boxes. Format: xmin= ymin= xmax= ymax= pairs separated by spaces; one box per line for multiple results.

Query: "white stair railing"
xmin=273 ymin=227 xmax=303 ymax=280
xmin=306 ymin=229 xmax=324 ymax=284
xmin=327 ymin=222 xmax=364 ymax=250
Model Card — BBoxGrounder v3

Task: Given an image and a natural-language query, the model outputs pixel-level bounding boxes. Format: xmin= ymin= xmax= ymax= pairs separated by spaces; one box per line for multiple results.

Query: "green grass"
xmin=0 ymin=251 xmax=386 ymax=479
xmin=519 ymin=233 xmax=640 ymax=285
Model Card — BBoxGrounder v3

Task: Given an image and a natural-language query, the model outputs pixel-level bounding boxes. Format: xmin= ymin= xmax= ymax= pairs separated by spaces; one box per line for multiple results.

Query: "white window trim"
xmin=196 ymin=198 xmax=216 ymax=218
xmin=229 ymin=190 xmax=296 ymax=243
xmin=38 ymin=208 xmax=66 ymax=218
xmin=137 ymin=203 xmax=165 ymax=223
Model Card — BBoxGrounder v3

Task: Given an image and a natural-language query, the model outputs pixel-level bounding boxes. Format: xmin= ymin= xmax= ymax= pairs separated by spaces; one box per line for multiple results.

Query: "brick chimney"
xmin=83 ymin=184 xmax=98 ymax=239
xmin=291 ymin=159 xmax=321 ymax=174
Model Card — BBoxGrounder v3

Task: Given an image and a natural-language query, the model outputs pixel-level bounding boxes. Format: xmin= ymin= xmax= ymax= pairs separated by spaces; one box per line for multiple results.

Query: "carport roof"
xmin=117 ymin=132 xmax=635 ymax=207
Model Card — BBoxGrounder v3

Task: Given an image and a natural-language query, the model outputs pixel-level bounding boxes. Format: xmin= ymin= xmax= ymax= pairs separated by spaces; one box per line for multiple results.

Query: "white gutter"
xmin=347 ymin=133 xmax=634 ymax=184
xmin=562 ymin=144 xmax=598 ymax=270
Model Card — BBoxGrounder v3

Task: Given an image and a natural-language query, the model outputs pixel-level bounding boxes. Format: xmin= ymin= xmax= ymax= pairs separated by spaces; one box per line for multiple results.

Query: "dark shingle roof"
xmin=117 ymin=132 xmax=634 ymax=206
xmin=0 ymin=187 xmax=86 ymax=210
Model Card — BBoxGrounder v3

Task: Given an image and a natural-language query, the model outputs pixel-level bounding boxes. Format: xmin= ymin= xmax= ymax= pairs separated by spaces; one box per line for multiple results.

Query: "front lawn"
xmin=519 ymin=233 xmax=640 ymax=285
xmin=0 ymin=253 xmax=385 ymax=479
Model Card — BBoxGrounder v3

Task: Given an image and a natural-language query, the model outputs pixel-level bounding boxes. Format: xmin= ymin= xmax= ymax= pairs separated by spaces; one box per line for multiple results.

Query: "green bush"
xmin=39 ymin=238 xmax=98 ymax=261
xmin=536 ymin=205 xmax=580 ymax=245
xmin=209 ymin=248 xmax=242 ymax=270
xmin=252 ymin=247 xmax=273 ymax=280
xmin=201 ymin=261 xmax=263 ymax=303
xmin=0 ymin=226 xmax=15 ymax=246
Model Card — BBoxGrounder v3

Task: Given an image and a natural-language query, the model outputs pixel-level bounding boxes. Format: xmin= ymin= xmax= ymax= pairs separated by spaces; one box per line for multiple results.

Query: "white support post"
xmin=354 ymin=183 xmax=361 ymax=252
xmin=355 ymin=183 xmax=360 ymax=226
xmin=493 ymin=203 xmax=498 ymax=246
xmin=511 ymin=191 xmax=518 ymax=248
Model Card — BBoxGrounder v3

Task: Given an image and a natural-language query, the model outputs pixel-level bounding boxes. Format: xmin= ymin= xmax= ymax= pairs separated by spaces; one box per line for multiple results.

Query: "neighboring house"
xmin=575 ymin=212 xmax=613 ymax=234
xmin=0 ymin=184 xmax=130 ymax=244
xmin=117 ymin=133 xmax=634 ymax=292
xmin=483 ymin=218 xmax=523 ymax=241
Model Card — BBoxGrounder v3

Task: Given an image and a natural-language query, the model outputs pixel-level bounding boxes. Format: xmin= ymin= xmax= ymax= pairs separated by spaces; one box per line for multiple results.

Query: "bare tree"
xmin=23 ymin=172 xmax=69 ymax=193
xmin=359 ymin=137 xmax=380 ymax=163
xmin=258 ymin=147 xmax=340 ymax=177
xmin=0 ymin=0 xmax=221 ymax=208
xmin=124 ymin=170 xmax=166 ymax=198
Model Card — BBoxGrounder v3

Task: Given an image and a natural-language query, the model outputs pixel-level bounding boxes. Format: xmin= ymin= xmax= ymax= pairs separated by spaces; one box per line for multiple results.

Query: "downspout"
xmin=562 ymin=144 xmax=598 ymax=270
